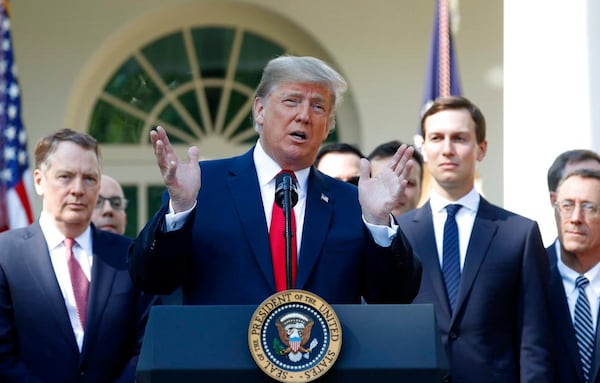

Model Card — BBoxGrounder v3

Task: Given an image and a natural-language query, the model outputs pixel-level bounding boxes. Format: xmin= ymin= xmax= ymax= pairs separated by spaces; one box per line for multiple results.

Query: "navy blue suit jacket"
xmin=546 ymin=242 xmax=600 ymax=383
xmin=129 ymin=147 xmax=421 ymax=305
xmin=0 ymin=223 xmax=155 ymax=383
xmin=397 ymin=198 xmax=553 ymax=383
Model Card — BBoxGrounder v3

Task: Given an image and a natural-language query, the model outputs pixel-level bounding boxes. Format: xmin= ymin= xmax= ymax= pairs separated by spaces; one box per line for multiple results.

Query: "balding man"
xmin=92 ymin=174 xmax=128 ymax=235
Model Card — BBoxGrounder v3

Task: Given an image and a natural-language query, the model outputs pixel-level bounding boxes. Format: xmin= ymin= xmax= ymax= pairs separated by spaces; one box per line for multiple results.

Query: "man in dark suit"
xmin=547 ymin=168 xmax=600 ymax=383
xmin=129 ymin=55 xmax=421 ymax=305
xmin=396 ymin=96 xmax=553 ymax=382
xmin=546 ymin=149 xmax=600 ymax=256
xmin=314 ymin=142 xmax=364 ymax=185
xmin=0 ymin=129 xmax=155 ymax=382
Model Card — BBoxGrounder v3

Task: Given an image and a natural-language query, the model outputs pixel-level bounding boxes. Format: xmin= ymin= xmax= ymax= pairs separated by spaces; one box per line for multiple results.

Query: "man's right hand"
xmin=150 ymin=126 xmax=200 ymax=213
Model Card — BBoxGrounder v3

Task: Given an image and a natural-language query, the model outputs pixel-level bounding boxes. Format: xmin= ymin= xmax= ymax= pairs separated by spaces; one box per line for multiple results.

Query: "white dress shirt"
xmin=429 ymin=188 xmax=480 ymax=271
xmin=39 ymin=211 xmax=93 ymax=351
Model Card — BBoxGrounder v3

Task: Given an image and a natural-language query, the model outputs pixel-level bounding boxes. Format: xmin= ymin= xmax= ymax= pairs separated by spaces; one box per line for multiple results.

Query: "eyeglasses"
xmin=95 ymin=196 xmax=128 ymax=210
xmin=554 ymin=199 xmax=600 ymax=219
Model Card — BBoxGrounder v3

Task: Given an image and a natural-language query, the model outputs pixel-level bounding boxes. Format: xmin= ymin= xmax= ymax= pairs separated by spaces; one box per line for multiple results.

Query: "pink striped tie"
xmin=64 ymin=238 xmax=89 ymax=328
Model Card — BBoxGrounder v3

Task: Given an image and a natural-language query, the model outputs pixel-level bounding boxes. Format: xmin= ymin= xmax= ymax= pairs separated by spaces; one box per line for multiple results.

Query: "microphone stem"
xmin=283 ymin=186 xmax=294 ymax=290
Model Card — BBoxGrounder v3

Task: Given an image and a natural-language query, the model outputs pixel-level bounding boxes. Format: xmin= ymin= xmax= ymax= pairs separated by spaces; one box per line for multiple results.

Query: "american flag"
xmin=422 ymin=0 xmax=462 ymax=107
xmin=414 ymin=0 xmax=463 ymax=204
xmin=0 ymin=0 xmax=34 ymax=233
xmin=416 ymin=0 xmax=462 ymax=147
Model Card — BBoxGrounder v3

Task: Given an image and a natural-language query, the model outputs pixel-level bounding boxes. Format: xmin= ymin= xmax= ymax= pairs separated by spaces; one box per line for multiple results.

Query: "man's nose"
xmin=295 ymin=101 xmax=311 ymax=123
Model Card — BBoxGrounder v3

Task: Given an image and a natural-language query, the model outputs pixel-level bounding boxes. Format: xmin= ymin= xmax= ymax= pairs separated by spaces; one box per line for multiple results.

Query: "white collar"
xmin=39 ymin=211 xmax=93 ymax=252
xmin=253 ymin=139 xmax=310 ymax=191
xmin=429 ymin=187 xmax=480 ymax=215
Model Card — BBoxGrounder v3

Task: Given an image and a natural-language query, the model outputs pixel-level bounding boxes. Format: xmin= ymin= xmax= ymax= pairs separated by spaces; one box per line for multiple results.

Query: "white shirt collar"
xmin=39 ymin=211 xmax=93 ymax=253
xmin=557 ymin=253 xmax=600 ymax=296
xmin=253 ymin=139 xmax=310 ymax=193
xmin=429 ymin=187 xmax=481 ymax=215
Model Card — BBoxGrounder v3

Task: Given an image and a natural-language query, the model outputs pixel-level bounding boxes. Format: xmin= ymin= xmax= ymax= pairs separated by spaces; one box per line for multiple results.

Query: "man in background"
xmin=546 ymin=151 xmax=600 ymax=383
xmin=314 ymin=142 xmax=364 ymax=185
xmin=367 ymin=140 xmax=423 ymax=216
xmin=546 ymin=149 xmax=600 ymax=253
xmin=396 ymin=96 xmax=553 ymax=382
xmin=92 ymin=174 xmax=127 ymax=235
xmin=0 ymin=129 xmax=155 ymax=383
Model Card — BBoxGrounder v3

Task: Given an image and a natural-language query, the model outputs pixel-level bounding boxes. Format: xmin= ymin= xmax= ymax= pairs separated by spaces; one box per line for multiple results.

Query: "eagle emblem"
xmin=274 ymin=312 xmax=318 ymax=362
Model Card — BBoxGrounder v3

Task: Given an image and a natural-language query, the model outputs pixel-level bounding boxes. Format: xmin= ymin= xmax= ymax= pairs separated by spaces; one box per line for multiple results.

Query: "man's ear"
xmin=253 ymin=97 xmax=265 ymax=126
xmin=549 ymin=191 xmax=557 ymax=206
xmin=33 ymin=169 xmax=44 ymax=197
xmin=476 ymin=140 xmax=488 ymax=162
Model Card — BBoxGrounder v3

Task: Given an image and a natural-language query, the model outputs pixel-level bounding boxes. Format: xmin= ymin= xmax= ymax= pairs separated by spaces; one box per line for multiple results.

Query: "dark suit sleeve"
xmin=111 ymin=292 xmax=157 ymax=383
xmin=128 ymin=205 xmax=194 ymax=295
xmin=518 ymin=222 xmax=554 ymax=382
xmin=363 ymin=227 xmax=422 ymax=304
xmin=0 ymin=261 xmax=42 ymax=383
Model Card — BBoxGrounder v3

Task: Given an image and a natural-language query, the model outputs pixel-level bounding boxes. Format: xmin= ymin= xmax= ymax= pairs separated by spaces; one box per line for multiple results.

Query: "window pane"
xmin=141 ymin=32 xmax=192 ymax=90
xmin=147 ymin=185 xmax=166 ymax=219
xmin=122 ymin=185 xmax=138 ymax=238
xmin=205 ymin=86 xmax=222 ymax=126
xmin=89 ymin=100 xmax=145 ymax=144
xmin=236 ymin=31 xmax=285 ymax=88
xmin=104 ymin=57 xmax=163 ymax=113
xmin=178 ymin=90 xmax=204 ymax=132
xmin=193 ymin=27 xmax=235 ymax=79
xmin=226 ymin=89 xmax=256 ymax=144
xmin=158 ymin=104 xmax=196 ymax=145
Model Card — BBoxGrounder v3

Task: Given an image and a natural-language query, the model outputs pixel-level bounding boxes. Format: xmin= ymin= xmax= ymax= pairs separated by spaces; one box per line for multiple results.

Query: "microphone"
xmin=275 ymin=171 xmax=298 ymax=208
xmin=274 ymin=170 xmax=298 ymax=290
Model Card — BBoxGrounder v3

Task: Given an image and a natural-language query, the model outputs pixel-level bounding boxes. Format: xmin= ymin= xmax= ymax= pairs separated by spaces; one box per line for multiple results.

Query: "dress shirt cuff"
xmin=164 ymin=200 xmax=197 ymax=232
xmin=363 ymin=215 xmax=398 ymax=247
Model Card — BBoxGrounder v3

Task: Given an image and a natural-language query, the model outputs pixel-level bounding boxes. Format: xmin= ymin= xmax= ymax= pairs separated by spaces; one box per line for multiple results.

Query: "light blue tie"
xmin=574 ymin=275 xmax=594 ymax=382
xmin=442 ymin=204 xmax=462 ymax=313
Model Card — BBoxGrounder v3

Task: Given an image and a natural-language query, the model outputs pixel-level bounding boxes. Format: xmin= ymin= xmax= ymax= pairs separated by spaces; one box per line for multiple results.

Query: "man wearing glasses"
xmin=547 ymin=166 xmax=600 ymax=383
xmin=92 ymin=174 xmax=128 ymax=235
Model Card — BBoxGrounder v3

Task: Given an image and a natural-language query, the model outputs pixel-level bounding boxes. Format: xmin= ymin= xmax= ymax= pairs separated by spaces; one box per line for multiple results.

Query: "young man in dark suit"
xmin=396 ymin=96 xmax=553 ymax=383
xmin=129 ymin=55 xmax=421 ymax=305
xmin=0 ymin=129 xmax=155 ymax=382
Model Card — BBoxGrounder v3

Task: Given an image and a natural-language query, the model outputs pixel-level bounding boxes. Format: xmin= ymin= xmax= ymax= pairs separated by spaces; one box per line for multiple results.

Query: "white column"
xmin=504 ymin=0 xmax=598 ymax=245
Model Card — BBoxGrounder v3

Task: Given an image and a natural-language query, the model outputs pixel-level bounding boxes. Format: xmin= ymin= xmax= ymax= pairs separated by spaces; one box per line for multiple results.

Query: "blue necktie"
xmin=574 ymin=275 xmax=594 ymax=382
xmin=442 ymin=204 xmax=462 ymax=313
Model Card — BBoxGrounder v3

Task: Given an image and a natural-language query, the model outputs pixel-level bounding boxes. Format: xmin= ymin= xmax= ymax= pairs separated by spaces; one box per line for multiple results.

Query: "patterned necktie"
xmin=65 ymin=238 xmax=89 ymax=328
xmin=442 ymin=204 xmax=462 ymax=313
xmin=574 ymin=275 xmax=594 ymax=382
xmin=269 ymin=173 xmax=297 ymax=292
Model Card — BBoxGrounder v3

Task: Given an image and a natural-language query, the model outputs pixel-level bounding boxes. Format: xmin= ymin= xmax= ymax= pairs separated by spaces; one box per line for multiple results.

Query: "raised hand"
xmin=358 ymin=144 xmax=414 ymax=225
xmin=150 ymin=126 xmax=200 ymax=213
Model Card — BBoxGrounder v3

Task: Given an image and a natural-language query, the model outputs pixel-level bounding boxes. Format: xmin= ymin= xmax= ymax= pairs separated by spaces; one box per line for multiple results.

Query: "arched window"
xmin=65 ymin=3 xmax=359 ymax=236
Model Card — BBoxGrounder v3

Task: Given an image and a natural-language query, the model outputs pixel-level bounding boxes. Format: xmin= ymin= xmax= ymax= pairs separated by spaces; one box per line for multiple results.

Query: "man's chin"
xmin=98 ymin=225 xmax=118 ymax=234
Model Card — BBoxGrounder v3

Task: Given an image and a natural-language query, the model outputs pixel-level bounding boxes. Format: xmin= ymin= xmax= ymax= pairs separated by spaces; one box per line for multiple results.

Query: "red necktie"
xmin=270 ymin=181 xmax=297 ymax=292
xmin=64 ymin=238 xmax=89 ymax=328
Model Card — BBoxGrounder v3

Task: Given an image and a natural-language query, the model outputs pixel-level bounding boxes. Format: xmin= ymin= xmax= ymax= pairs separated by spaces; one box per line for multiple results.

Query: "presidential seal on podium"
xmin=248 ymin=290 xmax=342 ymax=382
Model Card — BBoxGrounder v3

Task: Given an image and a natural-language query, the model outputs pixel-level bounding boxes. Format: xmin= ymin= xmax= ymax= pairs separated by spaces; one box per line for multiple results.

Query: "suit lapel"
xmin=412 ymin=203 xmax=453 ymax=320
xmin=453 ymin=198 xmax=497 ymax=318
xmin=547 ymin=247 xmax=587 ymax=382
xmin=228 ymin=149 xmax=276 ymax=290
xmin=295 ymin=170 xmax=333 ymax=289
xmin=81 ymin=229 xmax=117 ymax=356
xmin=23 ymin=223 xmax=79 ymax=352
xmin=592 ymin=305 xmax=600 ymax=383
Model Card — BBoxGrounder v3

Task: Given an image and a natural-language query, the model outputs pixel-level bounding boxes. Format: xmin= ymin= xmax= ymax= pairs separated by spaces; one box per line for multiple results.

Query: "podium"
xmin=136 ymin=304 xmax=448 ymax=382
